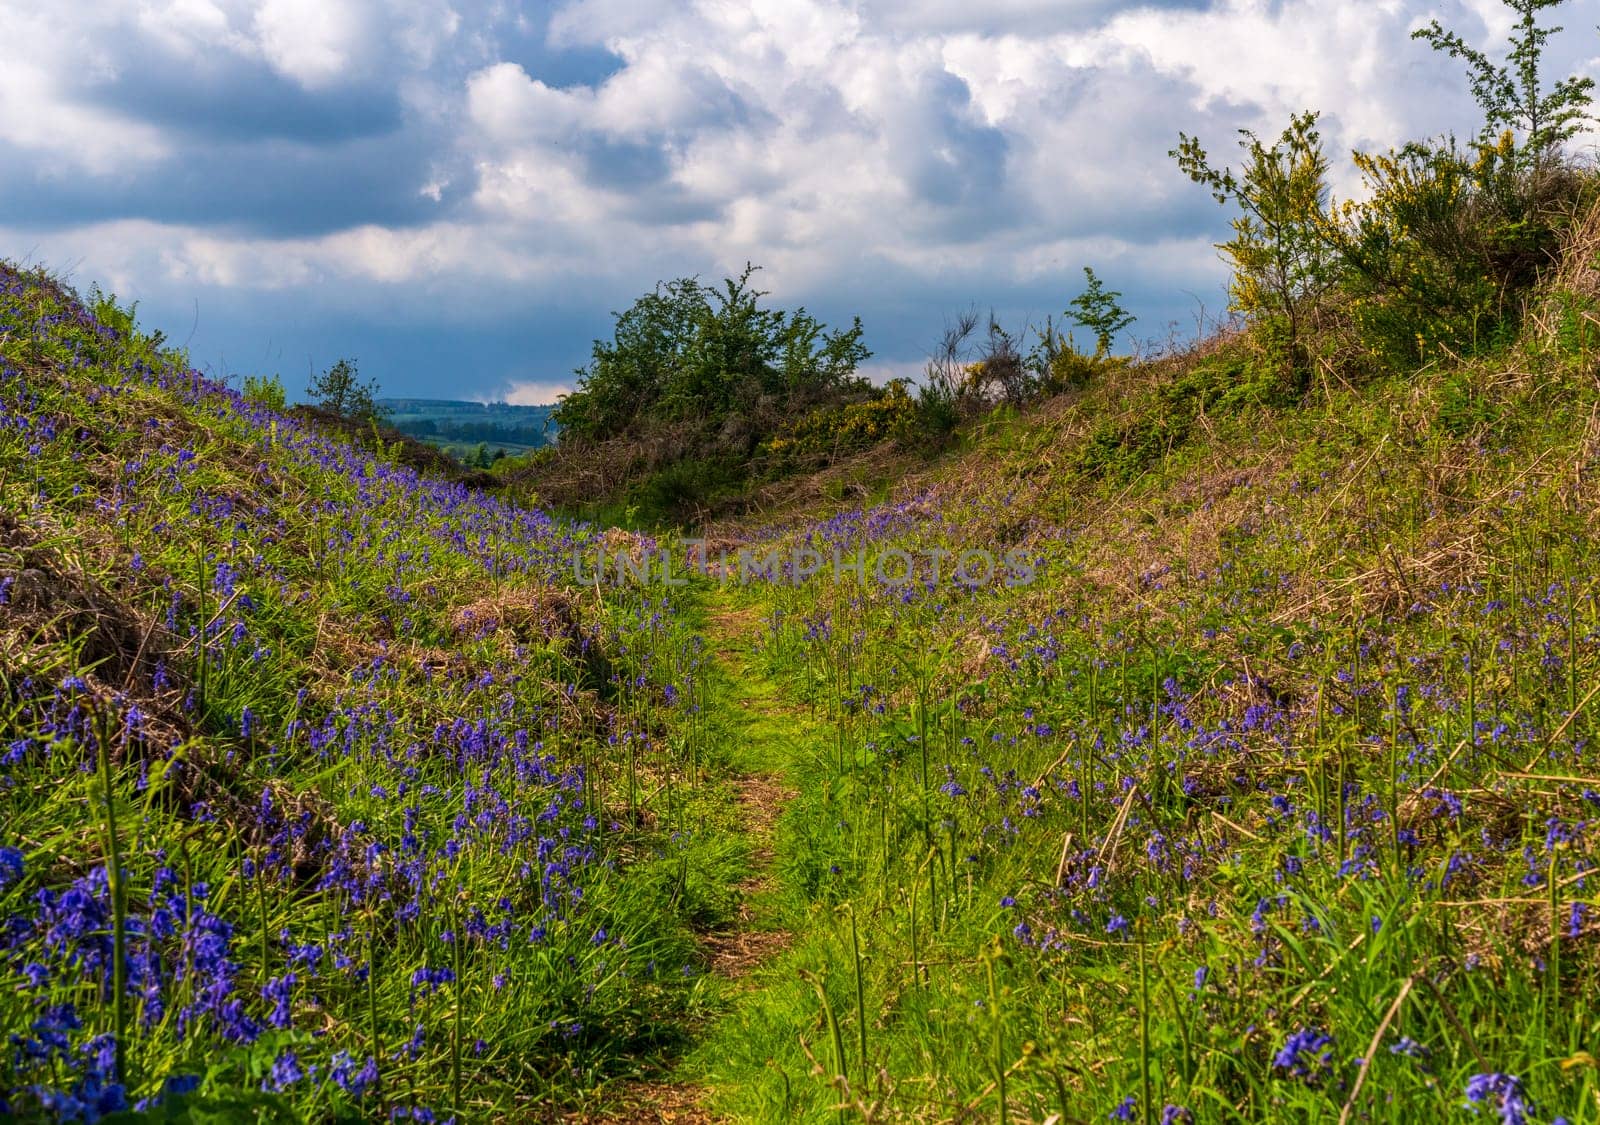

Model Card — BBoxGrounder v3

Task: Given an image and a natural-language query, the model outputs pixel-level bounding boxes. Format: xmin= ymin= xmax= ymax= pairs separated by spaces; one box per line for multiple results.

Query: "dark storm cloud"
xmin=83 ymin=59 xmax=404 ymax=147
xmin=0 ymin=132 xmax=469 ymax=237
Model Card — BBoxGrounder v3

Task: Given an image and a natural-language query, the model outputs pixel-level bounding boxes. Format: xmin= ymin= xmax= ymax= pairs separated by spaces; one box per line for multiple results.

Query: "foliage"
xmin=1329 ymin=121 xmax=1594 ymax=368
xmin=1072 ymin=349 xmax=1274 ymax=481
xmin=963 ymin=317 xmax=1036 ymax=407
xmin=1174 ymin=1 xmax=1597 ymax=381
xmin=305 ymin=357 xmax=384 ymax=423
xmin=1412 ymin=0 xmax=1595 ymax=168
xmin=552 ymin=265 xmax=870 ymax=448
xmin=1065 ymin=267 xmax=1136 ymax=355
xmin=764 ymin=380 xmax=922 ymax=464
xmin=86 ymin=285 xmax=167 ymax=354
xmin=1328 ymin=139 xmax=1521 ymax=367
xmin=1044 ymin=342 xmax=1130 ymax=393
xmin=240 ymin=374 xmax=287 ymax=411
xmin=1172 ymin=111 xmax=1334 ymax=384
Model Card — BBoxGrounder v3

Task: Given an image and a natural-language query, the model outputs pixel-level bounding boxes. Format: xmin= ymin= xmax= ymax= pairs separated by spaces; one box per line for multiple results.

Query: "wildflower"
xmin=1273 ymin=1027 xmax=1334 ymax=1083
xmin=0 ymin=845 xmax=23 ymax=891
xmin=261 ymin=973 xmax=296 ymax=1028
xmin=331 ymin=1052 xmax=380 ymax=1098
xmin=264 ymin=1049 xmax=304 ymax=1092
xmin=1109 ymin=1094 xmax=1138 ymax=1121
xmin=1464 ymin=1072 xmax=1531 ymax=1125
xmin=1390 ymin=1036 xmax=1429 ymax=1059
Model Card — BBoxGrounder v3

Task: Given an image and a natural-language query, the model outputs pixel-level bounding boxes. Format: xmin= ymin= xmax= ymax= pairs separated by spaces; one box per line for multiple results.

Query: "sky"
xmin=2 ymin=0 xmax=1597 ymax=403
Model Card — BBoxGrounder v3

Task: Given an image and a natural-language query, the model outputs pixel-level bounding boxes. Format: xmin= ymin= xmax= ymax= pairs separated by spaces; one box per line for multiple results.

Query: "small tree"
xmin=1065 ymin=267 xmax=1135 ymax=356
xmin=552 ymin=265 xmax=869 ymax=446
xmin=307 ymin=358 xmax=383 ymax=423
xmin=1171 ymin=111 xmax=1333 ymax=383
xmin=1412 ymin=0 xmax=1594 ymax=171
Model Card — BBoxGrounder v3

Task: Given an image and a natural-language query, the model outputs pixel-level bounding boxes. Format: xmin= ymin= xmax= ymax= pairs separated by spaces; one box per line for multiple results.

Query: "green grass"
xmin=673 ymin=319 xmax=1600 ymax=1122
xmin=6 ymin=235 xmax=1600 ymax=1125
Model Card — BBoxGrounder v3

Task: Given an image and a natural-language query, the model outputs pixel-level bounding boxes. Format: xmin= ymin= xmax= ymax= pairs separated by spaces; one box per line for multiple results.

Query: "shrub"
xmin=963 ymin=317 xmax=1036 ymax=406
xmin=241 ymin=374 xmax=288 ymax=410
xmin=552 ymin=265 xmax=870 ymax=447
xmin=1172 ymin=111 xmax=1334 ymax=387
xmin=306 ymin=358 xmax=384 ymax=423
xmin=764 ymin=380 xmax=921 ymax=464
xmin=1042 ymin=339 xmax=1130 ymax=394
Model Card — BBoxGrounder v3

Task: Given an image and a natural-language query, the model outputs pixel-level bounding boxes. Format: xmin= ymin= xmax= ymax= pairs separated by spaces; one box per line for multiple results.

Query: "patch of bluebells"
xmin=1463 ymin=1072 xmax=1534 ymax=1125
xmin=0 ymin=264 xmax=708 ymax=1113
xmin=1272 ymin=1027 xmax=1335 ymax=1084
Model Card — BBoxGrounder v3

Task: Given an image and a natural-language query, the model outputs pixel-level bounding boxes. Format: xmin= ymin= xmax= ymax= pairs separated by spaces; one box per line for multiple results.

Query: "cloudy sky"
xmin=3 ymin=0 xmax=1596 ymax=402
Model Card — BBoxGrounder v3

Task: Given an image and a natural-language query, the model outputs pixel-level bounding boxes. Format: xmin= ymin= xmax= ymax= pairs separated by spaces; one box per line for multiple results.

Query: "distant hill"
xmin=379 ymin=397 xmax=559 ymax=459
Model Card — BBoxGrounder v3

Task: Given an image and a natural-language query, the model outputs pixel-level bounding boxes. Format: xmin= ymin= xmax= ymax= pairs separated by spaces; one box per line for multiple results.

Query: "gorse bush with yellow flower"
xmin=1175 ymin=0 xmax=1597 ymax=385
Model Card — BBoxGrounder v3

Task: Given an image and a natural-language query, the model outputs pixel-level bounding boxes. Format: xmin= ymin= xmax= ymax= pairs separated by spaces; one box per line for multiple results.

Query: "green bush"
xmin=241 ymin=373 xmax=288 ymax=410
xmin=553 ymin=265 xmax=869 ymax=447
xmin=1332 ymin=136 xmax=1586 ymax=368
xmin=306 ymin=358 xmax=384 ymax=423
xmin=1044 ymin=344 xmax=1130 ymax=393
xmin=764 ymin=379 xmax=921 ymax=465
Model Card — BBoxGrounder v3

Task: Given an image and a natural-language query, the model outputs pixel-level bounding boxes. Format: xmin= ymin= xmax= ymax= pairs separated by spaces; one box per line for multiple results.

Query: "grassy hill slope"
xmin=4 ymin=203 xmax=1600 ymax=1125
xmin=677 ymin=206 xmax=1600 ymax=1122
xmin=0 ymin=264 xmax=762 ymax=1121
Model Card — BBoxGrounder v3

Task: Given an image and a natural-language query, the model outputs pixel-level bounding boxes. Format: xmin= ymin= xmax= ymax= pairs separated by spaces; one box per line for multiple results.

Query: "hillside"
xmin=5 ymin=186 xmax=1600 ymax=1122
xmin=0 ymin=264 xmax=758 ymax=1121
xmin=379 ymin=400 xmax=558 ymax=462
xmin=687 ymin=215 xmax=1600 ymax=1120
xmin=8 ymin=123 xmax=1600 ymax=1125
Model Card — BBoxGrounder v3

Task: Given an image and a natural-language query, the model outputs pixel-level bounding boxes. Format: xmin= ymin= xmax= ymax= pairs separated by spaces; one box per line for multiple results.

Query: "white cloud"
xmin=466 ymin=62 xmax=592 ymax=142
xmin=0 ymin=5 xmax=172 ymax=174
xmin=498 ymin=379 xmax=576 ymax=405
xmin=252 ymin=0 xmax=371 ymax=87
xmin=135 ymin=0 xmax=254 ymax=57
xmin=5 ymin=0 xmax=1599 ymax=396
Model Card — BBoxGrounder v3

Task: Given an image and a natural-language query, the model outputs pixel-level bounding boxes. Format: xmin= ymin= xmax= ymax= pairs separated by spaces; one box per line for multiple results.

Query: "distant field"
xmin=379 ymin=397 xmax=558 ymax=457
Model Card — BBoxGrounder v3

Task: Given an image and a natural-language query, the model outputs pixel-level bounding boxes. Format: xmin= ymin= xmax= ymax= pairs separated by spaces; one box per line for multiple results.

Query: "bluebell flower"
xmin=1464 ymin=1072 xmax=1531 ymax=1124
xmin=0 ymin=845 xmax=23 ymax=892
xmin=1273 ymin=1027 xmax=1334 ymax=1083
xmin=264 ymin=1049 xmax=303 ymax=1092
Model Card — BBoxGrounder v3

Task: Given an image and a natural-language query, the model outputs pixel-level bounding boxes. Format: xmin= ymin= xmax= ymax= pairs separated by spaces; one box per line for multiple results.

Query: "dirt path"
xmin=698 ymin=600 xmax=802 ymax=980
xmin=569 ymin=591 xmax=810 ymax=1123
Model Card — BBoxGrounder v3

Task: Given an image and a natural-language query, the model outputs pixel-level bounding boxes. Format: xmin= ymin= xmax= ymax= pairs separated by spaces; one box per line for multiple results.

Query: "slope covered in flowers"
xmin=0 ymin=263 xmax=751 ymax=1121
xmin=688 ymin=239 xmax=1600 ymax=1121
xmin=6 ymin=217 xmax=1600 ymax=1125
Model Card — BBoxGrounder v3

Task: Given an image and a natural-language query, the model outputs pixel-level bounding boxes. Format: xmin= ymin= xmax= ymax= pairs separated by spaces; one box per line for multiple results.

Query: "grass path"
xmin=573 ymin=585 xmax=816 ymax=1123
